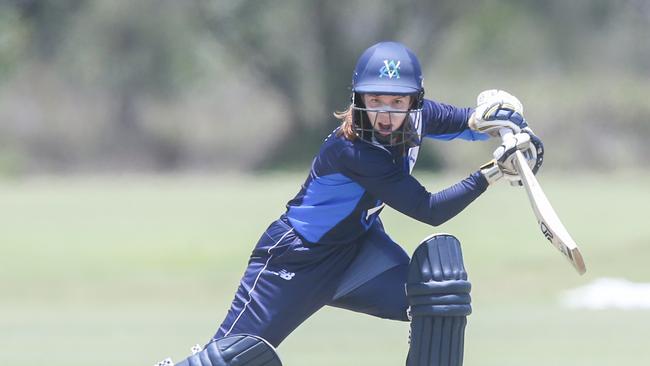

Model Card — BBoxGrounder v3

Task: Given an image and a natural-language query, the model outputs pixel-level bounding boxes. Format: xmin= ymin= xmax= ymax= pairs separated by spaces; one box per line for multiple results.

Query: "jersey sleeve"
xmin=421 ymin=99 xmax=489 ymax=141
xmin=338 ymin=145 xmax=489 ymax=226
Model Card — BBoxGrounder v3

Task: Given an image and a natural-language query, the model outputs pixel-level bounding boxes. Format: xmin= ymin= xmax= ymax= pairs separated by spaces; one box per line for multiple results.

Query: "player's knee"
xmin=174 ymin=334 xmax=282 ymax=366
xmin=407 ymin=234 xmax=472 ymax=317
xmin=406 ymin=234 xmax=471 ymax=366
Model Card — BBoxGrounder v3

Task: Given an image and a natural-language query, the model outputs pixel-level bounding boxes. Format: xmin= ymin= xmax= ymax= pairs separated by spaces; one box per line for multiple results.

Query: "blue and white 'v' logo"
xmin=379 ymin=59 xmax=400 ymax=79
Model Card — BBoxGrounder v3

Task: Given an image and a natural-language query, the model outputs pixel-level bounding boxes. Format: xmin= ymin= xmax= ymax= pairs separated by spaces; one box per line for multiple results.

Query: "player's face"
xmin=362 ymin=94 xmax=412 ymax=137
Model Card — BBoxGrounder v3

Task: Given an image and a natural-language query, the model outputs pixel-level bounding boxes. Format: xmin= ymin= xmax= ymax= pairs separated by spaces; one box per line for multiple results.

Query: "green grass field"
xmin=1 ymin=172 xmax=649 ymax=365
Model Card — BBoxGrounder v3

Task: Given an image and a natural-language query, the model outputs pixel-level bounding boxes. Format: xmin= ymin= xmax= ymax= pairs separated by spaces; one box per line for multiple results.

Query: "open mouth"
xmin=376 ymin=122 xmax=393 ymax=135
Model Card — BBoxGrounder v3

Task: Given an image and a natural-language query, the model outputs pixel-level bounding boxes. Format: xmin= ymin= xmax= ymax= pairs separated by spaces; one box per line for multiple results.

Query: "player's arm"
xmin=421 ymin=99 xmax=489 ymax=141
xmin=338 ymin=146 xmax=489 ymax=226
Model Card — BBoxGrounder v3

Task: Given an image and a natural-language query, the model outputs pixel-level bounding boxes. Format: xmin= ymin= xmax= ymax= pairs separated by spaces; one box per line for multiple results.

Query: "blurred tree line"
xmin=0 ymin=0 xmax=648 ymax=175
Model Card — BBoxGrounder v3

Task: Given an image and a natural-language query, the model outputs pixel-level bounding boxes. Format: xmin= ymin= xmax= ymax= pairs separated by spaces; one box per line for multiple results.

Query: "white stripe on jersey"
xmin=407 ymin=110 xmax=423 ymax=173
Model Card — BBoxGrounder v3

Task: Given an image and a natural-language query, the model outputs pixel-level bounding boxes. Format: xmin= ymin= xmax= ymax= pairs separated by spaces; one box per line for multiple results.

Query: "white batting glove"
xmin=494 ymin=132 xmax=530 ymax=176
xmin=479 ymin=159 xmax=503 ymax=185
xmin=480 ymin=131 xmax=534 ymax=185
xmin=468 ymin=90 xmax=528 ymax=137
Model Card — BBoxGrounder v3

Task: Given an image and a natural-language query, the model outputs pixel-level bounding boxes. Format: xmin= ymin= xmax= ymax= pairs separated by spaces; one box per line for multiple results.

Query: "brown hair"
xmin=334 ymin=104 xmax=357 ymax=140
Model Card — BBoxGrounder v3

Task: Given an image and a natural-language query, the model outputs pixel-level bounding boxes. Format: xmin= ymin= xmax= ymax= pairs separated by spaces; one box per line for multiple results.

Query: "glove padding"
xmin=469 ymin=89 xmax=528 ymax=137
xmin=522 ymin=128 xmax=544 ymax=175
xmin=480 ymin=129 xmax=544 ymax=185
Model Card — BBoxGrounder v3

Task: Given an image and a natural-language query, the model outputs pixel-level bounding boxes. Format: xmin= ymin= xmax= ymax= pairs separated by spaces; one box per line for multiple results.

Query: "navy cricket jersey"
xmin=286 ymin=99 xmax=490 ymax=245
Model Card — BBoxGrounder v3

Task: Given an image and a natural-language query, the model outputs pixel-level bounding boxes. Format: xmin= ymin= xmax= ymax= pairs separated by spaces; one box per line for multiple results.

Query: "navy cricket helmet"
xmin=350 ymin=41 xmax=425 ymax=147
xmin=352 ymin=41 xmax=424 ymax=98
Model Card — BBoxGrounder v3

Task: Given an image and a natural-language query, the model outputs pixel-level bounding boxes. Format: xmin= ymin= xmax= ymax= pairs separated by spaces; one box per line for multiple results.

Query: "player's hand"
xmin=494 ymin=132 xmax=530 ymax=176
xmin=478 ymin=159 xmax=503 ymax=185
xmin=480 ymin=130 xmax=542 ymax=185
xmin=468 ymin=89 xmax=527 ymax=137
xmin=502 ymin=129 xmax=545 ymax=185
xmin=522 ymin=127 xmax=544 ymax=175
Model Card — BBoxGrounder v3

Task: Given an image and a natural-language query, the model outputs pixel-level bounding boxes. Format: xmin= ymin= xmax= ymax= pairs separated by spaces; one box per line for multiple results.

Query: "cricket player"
xmin=158 ymin=41 xmax=544 ymax=366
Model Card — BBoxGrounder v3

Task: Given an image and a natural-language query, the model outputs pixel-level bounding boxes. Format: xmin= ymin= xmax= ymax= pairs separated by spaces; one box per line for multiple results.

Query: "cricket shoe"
xmin=153 ymin=344 xmax=201 ymax=366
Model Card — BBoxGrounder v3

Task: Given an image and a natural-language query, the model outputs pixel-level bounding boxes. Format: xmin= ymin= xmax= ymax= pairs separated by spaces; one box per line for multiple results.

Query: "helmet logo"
xmin=379 ymin=60 xmax=400 ymax=79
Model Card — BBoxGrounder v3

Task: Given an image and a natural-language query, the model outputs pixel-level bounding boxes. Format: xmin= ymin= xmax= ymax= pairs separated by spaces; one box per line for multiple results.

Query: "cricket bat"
xmin=503 ymin=131 xmax=587 ymax=275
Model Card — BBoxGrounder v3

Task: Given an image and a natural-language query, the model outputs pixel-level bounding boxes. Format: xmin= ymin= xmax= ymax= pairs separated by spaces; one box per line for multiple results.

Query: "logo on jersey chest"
xmin=379 ymin=60 xmax=401 ymax=79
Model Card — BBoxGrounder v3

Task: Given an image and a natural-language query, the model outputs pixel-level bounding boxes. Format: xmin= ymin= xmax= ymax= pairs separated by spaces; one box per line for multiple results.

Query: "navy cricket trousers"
xmin=213 ymin=215 xmax=410 ymax=346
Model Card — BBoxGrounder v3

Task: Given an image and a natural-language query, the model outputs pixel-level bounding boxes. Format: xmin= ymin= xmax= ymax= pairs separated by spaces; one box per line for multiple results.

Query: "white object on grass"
xmin=561 ymin=278 xmax=650 ymax=310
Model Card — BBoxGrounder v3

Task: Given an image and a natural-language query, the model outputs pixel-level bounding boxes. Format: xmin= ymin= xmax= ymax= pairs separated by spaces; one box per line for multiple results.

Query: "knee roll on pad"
xmin=406 ymin=234 xmax=471 ymax=366
xmin=175 ymin=334 xmax=282 ymax=366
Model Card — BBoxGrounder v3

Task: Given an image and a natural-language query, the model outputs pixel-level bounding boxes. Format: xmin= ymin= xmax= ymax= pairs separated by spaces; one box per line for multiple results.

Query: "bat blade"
xmin=513 ymin=150 xmax=586 ymax=275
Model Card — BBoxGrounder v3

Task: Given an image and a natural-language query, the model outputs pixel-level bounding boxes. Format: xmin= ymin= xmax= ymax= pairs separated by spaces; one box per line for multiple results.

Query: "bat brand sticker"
xmin=540 ymin=222 xmax=554 ymax=242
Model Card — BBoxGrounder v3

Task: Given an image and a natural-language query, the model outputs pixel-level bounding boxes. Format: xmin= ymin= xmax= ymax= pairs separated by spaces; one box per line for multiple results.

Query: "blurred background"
xmin=1 ymin=0 xmax=649 ymax=365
